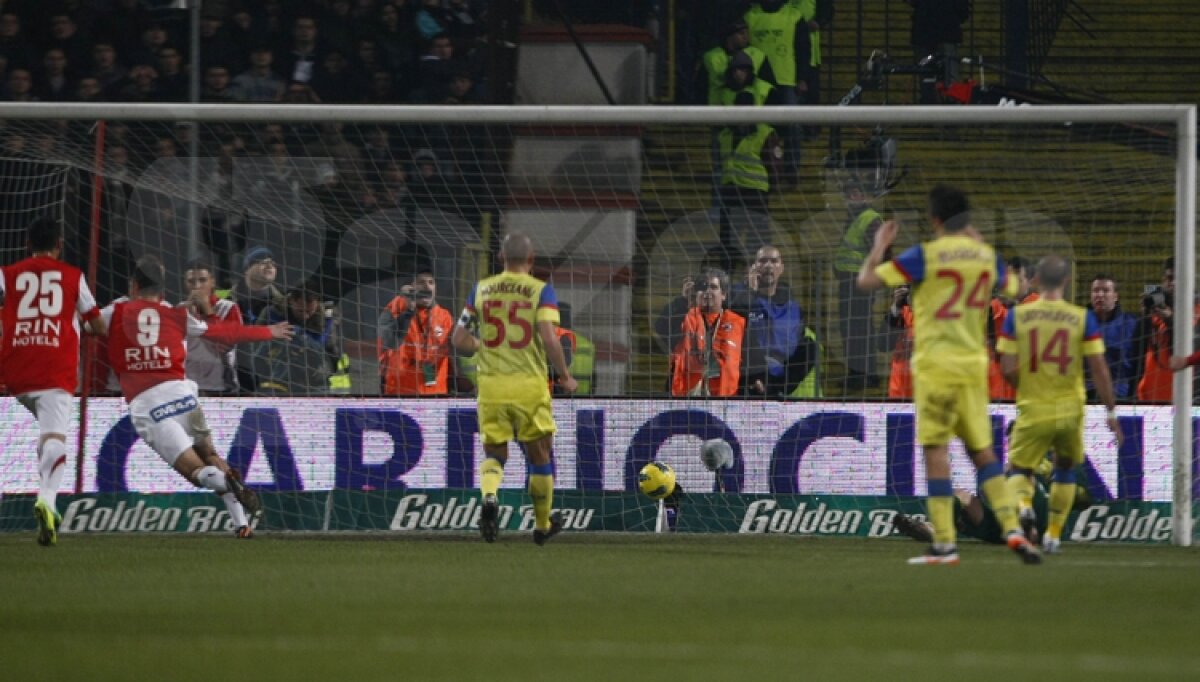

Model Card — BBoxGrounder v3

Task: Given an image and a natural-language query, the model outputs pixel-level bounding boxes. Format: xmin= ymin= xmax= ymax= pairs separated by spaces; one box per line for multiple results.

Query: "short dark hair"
xmin=1163 ymin=257 xmax=1174 ymax=272
xmin=132 ymin=255 xmax=166 ymax=294
xmin=928 ymin=184 xmax=970 ymax=232
xmin=185 ymin=260 xmax=214 ymax=275
xmin=1007 ymin=255 xmax=1029 ymax=274
xmin=27 ymin=216 xmax=62 ymax=252
xmin=1092 ymin=272 xmax=1117 ymax=291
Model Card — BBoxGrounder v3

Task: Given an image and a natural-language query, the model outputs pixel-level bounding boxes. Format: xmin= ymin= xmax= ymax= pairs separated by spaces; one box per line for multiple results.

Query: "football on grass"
xmin=638 ymin=461 xmax=677 ymax=500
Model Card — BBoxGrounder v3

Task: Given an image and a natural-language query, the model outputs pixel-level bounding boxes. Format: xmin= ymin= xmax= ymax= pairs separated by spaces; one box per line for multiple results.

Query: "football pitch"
xmin=2 ymin=533 xmax=1198 ymax=681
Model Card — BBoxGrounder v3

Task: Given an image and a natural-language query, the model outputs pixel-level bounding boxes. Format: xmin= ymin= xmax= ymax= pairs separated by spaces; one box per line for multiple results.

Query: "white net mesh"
xmin=0 ymin=104 xmax=1192 ymax=542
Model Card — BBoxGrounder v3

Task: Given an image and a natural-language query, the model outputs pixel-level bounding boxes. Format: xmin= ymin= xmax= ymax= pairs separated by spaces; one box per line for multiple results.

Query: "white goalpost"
xmin=0 ymin=102 xmax=1193 ymax=545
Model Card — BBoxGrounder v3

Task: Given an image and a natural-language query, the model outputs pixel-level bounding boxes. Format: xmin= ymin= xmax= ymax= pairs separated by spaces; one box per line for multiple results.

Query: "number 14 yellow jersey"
xmin=996 ymin=298 xmax=1105 ymax=417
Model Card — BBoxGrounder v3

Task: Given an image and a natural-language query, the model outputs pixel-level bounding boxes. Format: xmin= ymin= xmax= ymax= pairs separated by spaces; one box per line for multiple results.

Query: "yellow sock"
xmin=480 ymin=457 xmax=504 ymax=498
xmin=528 ymin=473 xmax=554 ymax=530
xmin=1007 ymin=473 xmax=1035 ymax=514
xmin=979 ymin=467 xmax=1020 ymax=535
xmin=1047 ymin=482 xmax=1075 ymax=540
xmin=928 ymin=496 xmax=956 ymax=546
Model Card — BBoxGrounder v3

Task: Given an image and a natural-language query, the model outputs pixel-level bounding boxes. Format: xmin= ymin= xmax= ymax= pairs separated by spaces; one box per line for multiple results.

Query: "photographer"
xmin=885 ymin=284 xmax=914 ymax=398
xmin=1135 ymin=258 xmax=1197 ymax=402
xmin=378 ymin=267 xmax=455 ymax=396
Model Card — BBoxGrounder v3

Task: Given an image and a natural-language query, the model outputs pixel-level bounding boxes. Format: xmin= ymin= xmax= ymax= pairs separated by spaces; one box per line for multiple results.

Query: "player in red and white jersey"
xmin=0 ymin=217 xmax=106 ymax=546
xmin=180 ymin=261 xmax=292 ymax=394
xmin=102 ymin=255 xmax=261 ymax=538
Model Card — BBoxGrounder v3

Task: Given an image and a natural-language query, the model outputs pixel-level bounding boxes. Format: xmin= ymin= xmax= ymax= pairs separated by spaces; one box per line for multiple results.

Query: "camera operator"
xmin=378 ymin=267 xmax=455 ymax=396
xmin=1135 ymin=258 xmax=1198 ymax=402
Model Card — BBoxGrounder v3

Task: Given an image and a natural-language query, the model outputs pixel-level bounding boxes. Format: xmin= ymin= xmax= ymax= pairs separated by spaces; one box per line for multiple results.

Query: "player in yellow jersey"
xmin=452 ymin=233 xmax=577 ymax=545
xmin=997 ymin=255 xmax=1121 ymax=554
xmin=857 ymin=184 xmax=1040 ymax=565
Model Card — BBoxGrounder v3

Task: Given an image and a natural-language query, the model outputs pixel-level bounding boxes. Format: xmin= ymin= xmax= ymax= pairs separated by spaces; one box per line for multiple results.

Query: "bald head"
xmin=501 ymin=232 xmax=534 ymax=271
xmin=1036 ymin=254 xmax=1070 ymax=290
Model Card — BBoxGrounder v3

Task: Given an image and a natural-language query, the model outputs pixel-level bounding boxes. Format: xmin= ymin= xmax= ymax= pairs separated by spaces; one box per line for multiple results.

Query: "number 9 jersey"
xmin=461 ymin=272 xmax=559 ymax=402
xmin=104 ymin=299 xmax=207 ymax=402
xmin=875 ymin=234 xmax=1018 ymax=384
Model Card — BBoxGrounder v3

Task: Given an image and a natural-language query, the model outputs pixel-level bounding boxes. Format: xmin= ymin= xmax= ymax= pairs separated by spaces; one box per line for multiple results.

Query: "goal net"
xmin=0 ymin=103 xmax=1193 ymax=545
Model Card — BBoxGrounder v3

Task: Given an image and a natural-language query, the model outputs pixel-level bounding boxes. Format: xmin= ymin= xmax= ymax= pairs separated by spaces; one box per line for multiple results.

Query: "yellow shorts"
xmin=913 ymin=379 xmax=992 ymax=450
xmin=477 ymin=394 xmax=557 ymax=445
xmin=1007 ymin=412 xmax=1085 ymax=470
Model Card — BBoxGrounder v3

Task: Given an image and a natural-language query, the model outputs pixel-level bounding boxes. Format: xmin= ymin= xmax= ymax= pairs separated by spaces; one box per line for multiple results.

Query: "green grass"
xmin=2 ymin=533 xmax=1199 ymax=682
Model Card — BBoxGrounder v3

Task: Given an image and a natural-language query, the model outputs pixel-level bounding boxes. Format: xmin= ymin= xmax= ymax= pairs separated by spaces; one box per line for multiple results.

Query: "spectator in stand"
xmin=668 ymin=267 xmax=746 ymax=397
xmin=229 ymin=246 xmax=285 ymax=325
xmin=408 ymin=148 xmax=454 ymax=208
xmin=182 ymin=261 xmax=294 ymax=395
xmin=832 ymin=178 xmax=883 ymax=391
xmin=365 ymin=70 xmax=401 ymax=104
xmin=276 ymin=14 xmax=324 ymax=85
xmin=102 ymin=0 xmax=151 ymax=59
xmin=376 ymin=161 xmax=411 ymax=208
xmin=76 ymin=76 xmax=103 ymax=101
xmin=154 ymin=46 xmax=187 ymax=101
xmin=227 ymin=6 xmax=267 ymax=59
xmin=230 ymin=45 xmax=286 ymax=102
xmin=415 ymin=0 xmax=453 ymax=41
xmin=90 ymin=42 xmax=128 ymax=94
xmin=445 ymin=0 xmax=483 ymax=45
xmin=362 ymin=126 xmax=399 ymax=185
xmin=199 ymin=13 xmax=244 ymax=74
xmin=1087 ymin=273 xmax=1140 ymax=401
xmin=378 ymin=267 xmax=455 ymax=396
xmin=280 ymin=80 xmax=322 ymax=103
xmin=227 ymin=246 xmax=286 ymax=393
xmin=155 ymin=134 xmax=178 ymax=159
xmin=442 ymin=69 xmax=477 ymax=104
xmin=885 ymin=283 xmax=914 ymax=398
xmin=201 ymin=65 xmax=237 ymax=102
xmin=35 ymin=49 xmax=72 ymax=101
xmin=117 ymin=63 xmax=160 ymax=102
xmin=0 ymin=13 xmax=36 ymax=70
xmin=260 ymin=283 xmax=346 ymax=396
xmin=321 ymin=0 xmax=358 ymax=55
xmin=414 ymin=33 xmax=455 ymax=102
xmin=310 ymin=49 xmax=365 ymax=103
xmin=728 ymin=245 xmax=818 ymax=397
xmin=355 ymin=36 xmax=386 ymax=75
xmin=47 ymin=14 xmax=90 ymax=70
xmin=2 ymin=68 xmax=36 ymax=101
xmin=376 ymin=2 xmax=419 ymax=74
xmin=128 ymin=23 xmax=173 ymax=69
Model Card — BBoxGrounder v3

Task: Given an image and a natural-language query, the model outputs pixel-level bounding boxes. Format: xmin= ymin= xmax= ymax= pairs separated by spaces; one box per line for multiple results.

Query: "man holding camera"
xmin=1136 ymin=258 xmax=1197 ymax=402
xmin=378 ymin=267 xmax=455 ymax=396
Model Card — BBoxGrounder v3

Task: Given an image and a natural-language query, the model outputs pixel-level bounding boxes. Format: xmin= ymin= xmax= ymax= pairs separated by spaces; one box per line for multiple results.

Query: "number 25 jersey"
xmin=464 ymin=272 xmax=559 ymax=402
xmin=875 ymin=234 xmax=1018 ymax=383
xmin=0 ymin=256 xmax=99 ymax=394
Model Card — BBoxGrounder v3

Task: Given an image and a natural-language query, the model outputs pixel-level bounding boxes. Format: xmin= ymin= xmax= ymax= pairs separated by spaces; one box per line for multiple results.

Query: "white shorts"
xmin=16 ymin=389 xmax=73 ymax=437
xmin=129 ymin=380 xmax=211 ymax=467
